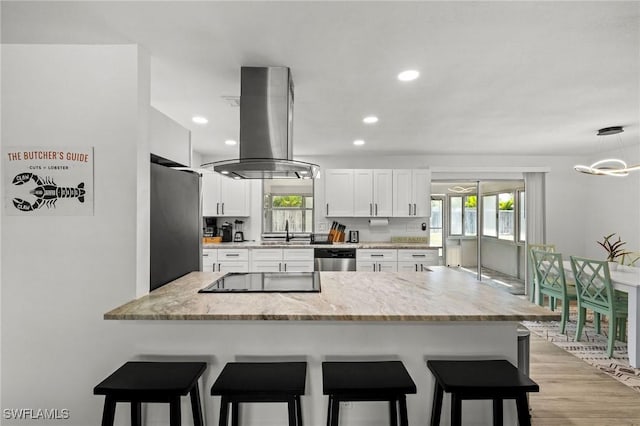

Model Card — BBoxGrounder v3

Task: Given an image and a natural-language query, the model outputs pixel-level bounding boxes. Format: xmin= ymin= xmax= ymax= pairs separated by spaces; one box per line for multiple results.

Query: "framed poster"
xmin=4 ymin=147 xmax=94 ymax=216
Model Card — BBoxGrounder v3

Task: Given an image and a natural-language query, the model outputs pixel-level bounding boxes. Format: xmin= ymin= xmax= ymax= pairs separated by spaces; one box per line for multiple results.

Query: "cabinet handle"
xmin=218 ymin=263 xmax=221 ymax=271
xmin=409 ymin=203 xmax=412 ymax=215
xmin=216 ymin=202 xmax=219 ymax=215
xmin=326 ymin=203 xmax=329 ymax=215
xmin=378 ymin=263 xmax=382 ymax=271
xmin=203 ymin=253 xmax=208 ymax=257
xmin=421 ymin=264 xmax=424 ymax=272
xmin=279 ymin=263 xmax=282 ymax=272
xmin=221 ymin=202 xmax=225 ymax=215
xmin=284 ymin=263 xmax=287 ymax=272
xmin=375 ymin=204 xmax=378 ymax=216
xmin=412 ymin=254 xmax=426 ymax=258
xmin=371 ymin=254 xmax=384 ymax=257
xmin=415 ymin=264 xmax=418 ymax=272
xmin=226 ymin=253 xmax=240 ymax=257
xmin=413 ymin=203 xmax=417 ymax=216
xmin=373 ymin=264 xmax=376 ymax=272
xmin=370 ymin=203 xmax=373 ymax=216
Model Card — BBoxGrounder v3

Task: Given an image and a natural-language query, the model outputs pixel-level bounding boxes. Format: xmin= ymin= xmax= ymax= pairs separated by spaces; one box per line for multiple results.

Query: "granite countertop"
xmin=203 ymin=242 xmax=437 ymax=249
xmin=105 ymin=267 xmax=559 ymax=322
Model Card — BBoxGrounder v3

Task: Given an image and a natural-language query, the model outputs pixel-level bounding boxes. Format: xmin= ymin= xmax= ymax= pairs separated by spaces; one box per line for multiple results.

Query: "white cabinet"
xmin=202 ymin=172 xmax=250 ymax=217
xmin=393 ymin=169 xmax=431 ymax=217
xmin=250 ymin=248 xmax=314 ymax=272
xmin=397 ymin=249 xmax=439 ymax=271
xmin=216 ymin=249 xmax=249 ymax=272
xmin=325 ymin=169 xmax=354 ymax=217
xmin=202 ymin=249 xmax=217 ymax=272
xmin=354 ymin=169 xmax=393 ymax=217
xmin=356 ymin=249 xmax=398 ymax=272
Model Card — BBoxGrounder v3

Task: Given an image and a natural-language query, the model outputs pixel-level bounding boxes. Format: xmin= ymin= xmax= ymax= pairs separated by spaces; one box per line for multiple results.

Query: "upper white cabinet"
xmin=392 ymin=169 xmax=431 ymax=217
xmin=354 ymin=170 xmax=393 ymax=217
xmin=325 ymin=169 xmax=355 ymax=217
xmin=202 ymin=172 xmax=251 ymax=217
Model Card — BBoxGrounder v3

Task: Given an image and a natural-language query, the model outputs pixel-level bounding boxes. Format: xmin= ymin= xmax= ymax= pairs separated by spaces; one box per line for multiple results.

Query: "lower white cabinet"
xmin=214 ymin=249 xmax=249 ymax=272
xmin=250 ymin=248 xmax=313 ymax=272
xmin=202 ymin=249 xmax=217 ymax=272
xmin=356 ymin=249 xmax=398 ymax=272
xmin=397 ymin=249 xmax=439 ymax=271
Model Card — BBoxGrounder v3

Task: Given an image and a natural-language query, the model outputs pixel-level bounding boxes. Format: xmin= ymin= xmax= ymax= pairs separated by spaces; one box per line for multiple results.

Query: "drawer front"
xmin=217 ymin=261 xmax=249 ymax=273
xmin=202 ymin=249 xmax=217 ymax=269
xmin=397 ymin=249 xmax=439 ymax=264
xmin=251 ymin=249 xmax=283 ymax=261
xmin=397 ymin=262 xmax=431 ymax=272
xmin=357 ymin=249 xmax=397 ymax=261
xmin=251 ymin=261 xmax=283 ymax=272
xmin=356 ymin=261 xmax=397 ymax=272
xmin=218 ymin=249 xmax=249 ymax=261
xmin=283 ymin=248 xmax=314 ymax=261
xmin=282 ymin=261 xmax=314 ymax=272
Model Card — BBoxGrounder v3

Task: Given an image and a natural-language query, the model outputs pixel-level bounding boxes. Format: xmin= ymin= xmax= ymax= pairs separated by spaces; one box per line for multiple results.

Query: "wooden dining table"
xmin=563 ymin=260 xmax=640 ymax=367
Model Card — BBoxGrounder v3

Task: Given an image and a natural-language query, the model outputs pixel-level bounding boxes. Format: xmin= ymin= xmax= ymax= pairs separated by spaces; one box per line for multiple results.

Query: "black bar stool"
xmin=322 ymin=361 xmax=417 ymax=426
xmin=426 ymin=359 xmax=539 ymax=426
xmin=93 ymin=361 xmax=206 ymax=426
xmin=210 ymin=361 xmax=307 ymax=426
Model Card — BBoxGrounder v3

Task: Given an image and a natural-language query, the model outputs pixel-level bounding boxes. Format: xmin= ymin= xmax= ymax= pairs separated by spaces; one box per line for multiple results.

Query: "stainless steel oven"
xmin=314 ymin=248 xmax=356 ymax=271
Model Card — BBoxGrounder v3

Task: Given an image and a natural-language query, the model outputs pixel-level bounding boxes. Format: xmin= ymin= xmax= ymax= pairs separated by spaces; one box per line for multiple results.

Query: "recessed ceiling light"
xmin=397 ymin=70 xmax=420 ymax=82
xmin=224 ymin=139 xmax=237 ymax=146
xmin=221 ymin=170 xmax=229 ymax=175
xmin=353 ymin=139 xmax=365 ymax=146
xmin=192 ymin=116 xmax=208 ymax=124
xmin=363 ymin=116 xmax=379 ymax=124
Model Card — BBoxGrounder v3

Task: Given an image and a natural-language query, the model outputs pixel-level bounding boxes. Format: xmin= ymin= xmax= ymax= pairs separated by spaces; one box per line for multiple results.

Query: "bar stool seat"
xmin=322 ymin=361 xmax=417 ymax=426
xmin=93 ymin=361 xmax=206 ymax=426
xmin=210 ymin=362 xmax=307 ymax=426
xmin=427 ymin=359 xmax=539 ymax=426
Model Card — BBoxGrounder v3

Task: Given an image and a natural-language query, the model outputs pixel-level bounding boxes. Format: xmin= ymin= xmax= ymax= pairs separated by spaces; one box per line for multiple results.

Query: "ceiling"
xmin=3 ymin=1 xmax=639 ymax=160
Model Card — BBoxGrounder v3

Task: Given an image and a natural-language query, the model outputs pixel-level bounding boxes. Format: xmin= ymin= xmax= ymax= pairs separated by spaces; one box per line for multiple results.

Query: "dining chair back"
xmin=532 ymin=250 xmax=576 ymax=334
xmin=569 ymin=256 xmax=628 ymax=357
xmin=528 ymin=244 xmax=555 ymax=303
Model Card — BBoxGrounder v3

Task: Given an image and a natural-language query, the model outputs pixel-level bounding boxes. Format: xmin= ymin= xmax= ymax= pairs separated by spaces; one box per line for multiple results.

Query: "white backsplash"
xmin=318 ymin=217 xmax=429 ymax=243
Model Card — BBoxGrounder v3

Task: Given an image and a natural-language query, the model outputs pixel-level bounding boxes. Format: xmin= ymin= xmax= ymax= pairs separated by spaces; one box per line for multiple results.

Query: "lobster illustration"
xmin=12 ymin=173 xmax=85 ymax=212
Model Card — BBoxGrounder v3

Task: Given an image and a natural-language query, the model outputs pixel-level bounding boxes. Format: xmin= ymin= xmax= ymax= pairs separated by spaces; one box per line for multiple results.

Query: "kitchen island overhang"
xmin=103 ymin=268 xmax=558 ymax=425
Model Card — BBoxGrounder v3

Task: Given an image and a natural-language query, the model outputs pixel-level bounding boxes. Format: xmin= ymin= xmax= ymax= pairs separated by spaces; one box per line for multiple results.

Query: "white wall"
xmin=150 ymin=106 xmax=191 ymax=166
xmin=1 ymin=44 xmax=151 ymax=425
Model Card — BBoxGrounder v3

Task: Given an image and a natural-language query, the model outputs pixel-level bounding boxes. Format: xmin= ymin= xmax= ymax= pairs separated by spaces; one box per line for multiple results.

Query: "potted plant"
xmin=597 ymin=233 xmax=630 ymax=270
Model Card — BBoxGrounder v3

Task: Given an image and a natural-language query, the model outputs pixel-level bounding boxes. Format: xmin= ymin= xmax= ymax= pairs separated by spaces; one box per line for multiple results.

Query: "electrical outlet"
xmin=341 ymin=401 xmax=353 ymax=409
xmin=319 ymin=222 xmax=327 ymax=231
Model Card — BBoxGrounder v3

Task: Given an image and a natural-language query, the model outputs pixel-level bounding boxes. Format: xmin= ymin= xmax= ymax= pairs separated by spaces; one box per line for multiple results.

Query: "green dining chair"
xmin=528 ymin=244 xmax=556 ymax=304
xmin=532 ymin=250 xmax=577 ymax=334
xmin=569 ymin=256 xmax=628 ymax=358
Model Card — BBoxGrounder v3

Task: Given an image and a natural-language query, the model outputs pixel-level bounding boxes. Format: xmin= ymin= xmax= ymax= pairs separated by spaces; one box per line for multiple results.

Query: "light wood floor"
xmin=529 ymin=332 xmax=640 ymax=425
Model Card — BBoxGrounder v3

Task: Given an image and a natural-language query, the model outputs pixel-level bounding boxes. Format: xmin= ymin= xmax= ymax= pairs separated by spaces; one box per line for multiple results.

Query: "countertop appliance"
xmin=150 ymin=160 xmax=201 ymax=291
xmin=314 ymin=248 xmax=356 ymax=271
xmin=348 ymin=230 xmax=359 ymax=243
xmin=221 ymin=222 xmax=233 ymax=242
xmin=199 ymin=272 xmax=320 ymax=293
xmin=234 ymin=220 xmax=245 ymax=242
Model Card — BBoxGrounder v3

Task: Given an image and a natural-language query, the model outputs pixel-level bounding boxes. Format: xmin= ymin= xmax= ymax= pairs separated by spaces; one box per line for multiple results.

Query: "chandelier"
xmin=574 ymin=126 xmax=640 ymax=177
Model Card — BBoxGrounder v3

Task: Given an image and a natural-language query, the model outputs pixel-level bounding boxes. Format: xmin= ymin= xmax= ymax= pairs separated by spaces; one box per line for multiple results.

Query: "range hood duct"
xmin=202 ymin=67 xmax=319 ymax=179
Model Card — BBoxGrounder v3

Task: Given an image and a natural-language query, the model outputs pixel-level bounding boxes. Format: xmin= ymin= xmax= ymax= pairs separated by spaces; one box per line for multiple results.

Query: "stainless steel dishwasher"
xmin=314 ymin=248 xmax=357 ymax=271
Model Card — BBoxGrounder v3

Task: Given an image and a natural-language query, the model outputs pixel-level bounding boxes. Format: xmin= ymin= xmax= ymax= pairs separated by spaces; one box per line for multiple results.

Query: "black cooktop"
xmin=199 ymin=272 xmax=321 ymax=293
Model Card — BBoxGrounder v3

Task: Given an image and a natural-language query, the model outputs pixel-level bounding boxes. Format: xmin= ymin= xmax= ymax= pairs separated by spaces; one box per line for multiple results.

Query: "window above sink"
xmin=262 ymin=179 xmax=314 ymax=238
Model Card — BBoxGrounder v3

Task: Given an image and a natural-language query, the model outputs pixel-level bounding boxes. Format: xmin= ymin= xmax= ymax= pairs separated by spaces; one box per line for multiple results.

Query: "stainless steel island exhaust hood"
xmin=202 ymin=67 xmax=319 ymax=179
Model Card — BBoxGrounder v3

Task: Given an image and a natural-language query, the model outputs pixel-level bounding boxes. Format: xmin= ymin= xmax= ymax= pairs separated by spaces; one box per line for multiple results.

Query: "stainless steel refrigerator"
xmin=150 ymin=161 xmax=202 ymax=291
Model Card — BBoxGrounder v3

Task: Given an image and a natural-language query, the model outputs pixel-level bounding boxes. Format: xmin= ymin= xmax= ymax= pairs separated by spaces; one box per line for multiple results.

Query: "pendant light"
xmin=574 ymin=126 xmax=640 ymax=176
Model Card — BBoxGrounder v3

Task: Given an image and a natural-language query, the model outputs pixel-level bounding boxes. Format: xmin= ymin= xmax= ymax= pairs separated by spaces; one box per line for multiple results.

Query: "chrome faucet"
xmin=285 ymin=219 xmax=290 ymax=242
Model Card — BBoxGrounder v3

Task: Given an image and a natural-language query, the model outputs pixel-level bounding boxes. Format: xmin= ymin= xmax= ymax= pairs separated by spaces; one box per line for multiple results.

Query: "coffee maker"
xmin=234 ymin=220 xmax=245 ymax=242
xmin=203 ymin=217 xmax=217 ymax=237
xmin=220 ymin=222 xmax=233 ymax=242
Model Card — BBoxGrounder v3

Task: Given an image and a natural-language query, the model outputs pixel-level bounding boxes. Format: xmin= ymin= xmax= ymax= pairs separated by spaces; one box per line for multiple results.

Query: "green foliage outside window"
xmin=272 ymin=195 xmax=303 ymax=208
xmin=464 ymin=195 xmax=477 ymax=208
xmin=499 ymin=198 xmax=514 ymax=210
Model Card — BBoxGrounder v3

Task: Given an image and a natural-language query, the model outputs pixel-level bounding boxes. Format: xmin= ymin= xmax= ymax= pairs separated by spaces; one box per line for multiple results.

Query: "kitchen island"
xmin=105 ymin=268 xmax=557 ymax=425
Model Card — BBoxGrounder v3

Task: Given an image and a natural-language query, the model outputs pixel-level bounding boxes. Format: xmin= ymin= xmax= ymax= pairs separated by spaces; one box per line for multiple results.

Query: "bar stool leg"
xmin=389 ymin=398 xmax=398 ymax=426
xmin=169 ymin=396 xmax=181 ymax=426
xmin=515 ymin=393 xmax=532 ymax=426
xmin=231 ymin=402 xmax=239 ymax=426
xmin=450 ymin=393 xmax=462 ymax=426
xmin=398 ymin=395 xmax=409 ymax=426
xmin=288 ymin=397 xmax=297 ymax=426
xmin=219 ymin=396 xmax=229 ymax=426
xmin=101 ymin=396 xmax=117 ymax=426
xmin=330 ymin=396 xmax=340 ymax=426
xmin=296 ymin=395 xmax=303 ymax=426
xmin=492 ymin=399 xmax=503 ymax=426
xmin=190 ymin=382 xmax=204 ymax=426
xmin=429 ymin=382 xmax=443 ymax=426
xmin=130 ymin=401 xmax=142 ymax=426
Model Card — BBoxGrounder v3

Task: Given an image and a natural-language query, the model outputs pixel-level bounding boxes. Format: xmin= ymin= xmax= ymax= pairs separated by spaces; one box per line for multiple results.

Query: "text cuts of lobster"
xmin=4 ymin=147 xmax=94 ymax=216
